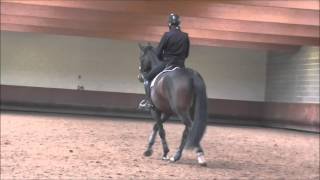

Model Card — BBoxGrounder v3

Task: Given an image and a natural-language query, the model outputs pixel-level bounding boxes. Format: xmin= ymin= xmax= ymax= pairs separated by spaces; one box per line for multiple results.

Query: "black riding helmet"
xmin=168 ymin=13 xmax=180 ymax=26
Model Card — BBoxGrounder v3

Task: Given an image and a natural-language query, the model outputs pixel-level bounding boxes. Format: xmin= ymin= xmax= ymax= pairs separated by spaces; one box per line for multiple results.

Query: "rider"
xmin=138 ymin=12 xmax=190 ymax=110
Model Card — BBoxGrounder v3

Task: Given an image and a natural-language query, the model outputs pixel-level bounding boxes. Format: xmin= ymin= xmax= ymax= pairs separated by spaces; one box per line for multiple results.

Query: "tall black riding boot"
xmin=138 ymin=81 xmax=154 ymax=110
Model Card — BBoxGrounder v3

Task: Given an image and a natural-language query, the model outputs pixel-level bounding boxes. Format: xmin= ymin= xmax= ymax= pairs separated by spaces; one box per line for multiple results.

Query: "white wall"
xmin=1 ymin=31 xmax=267 ymax=101
xmin=188 ymin=46 xmax=267 ymax=101
xmin=266 ymin=46 xmax=319 ymax=103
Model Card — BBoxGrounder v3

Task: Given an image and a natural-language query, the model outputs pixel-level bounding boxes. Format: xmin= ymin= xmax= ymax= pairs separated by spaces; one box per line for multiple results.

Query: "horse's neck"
xmin=151 ymin=61 xmax=160 ymax=69
xmin=150 ymin=54 xmax=161 ymax=69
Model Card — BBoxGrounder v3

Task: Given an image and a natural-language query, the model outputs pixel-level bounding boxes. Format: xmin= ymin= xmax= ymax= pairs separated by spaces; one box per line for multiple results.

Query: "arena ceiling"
xmin=1 ymin=0 xmax=319 ymax=51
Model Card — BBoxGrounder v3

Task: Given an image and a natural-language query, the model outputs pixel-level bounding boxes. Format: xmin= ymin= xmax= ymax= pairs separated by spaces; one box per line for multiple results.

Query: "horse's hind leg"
xmin=195 ymin=145 xmax=207 ymax=166
xmin=170 ymin=113 xmax=192 ymax=162
xmin=170 ymin=125 xmax=189 ymax=162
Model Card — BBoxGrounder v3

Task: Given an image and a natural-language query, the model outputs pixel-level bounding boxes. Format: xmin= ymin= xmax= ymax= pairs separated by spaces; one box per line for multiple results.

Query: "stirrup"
xmin=138 ymin=99 xmax=153 ymax=111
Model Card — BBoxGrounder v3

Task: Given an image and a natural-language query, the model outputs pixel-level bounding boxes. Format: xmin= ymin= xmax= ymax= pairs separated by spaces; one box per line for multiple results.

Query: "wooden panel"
xmin=0 ymin=23 xmax=161 ymax=43
xmin=1 ymin=0 xmax=319 ymax=50
xmin=2 ymin=2 xmax=318 ymax=38
xmin=226 ymin=0 xmax=320 ymax=10
xmin=192 ymin=38 xmax=299 ymax=52
xmin=0 ymin=85 xmax=143 ymax=110
xmin=4 ymin=0 xmax=319 ymax=26
xmin=1 ymin=23 xmax=299 ymax=52
xmin=1 ymin=85 xmax=319 ymax=132
xmin=1 ymin=3 xmax=319 ymax=37
xmin=264 ymin=102 xmax=320 ymax=126
xmin=208 ymin=99 xmax=264 ymax=120
xmin=2 ymin=15 xmax=317 ymax=46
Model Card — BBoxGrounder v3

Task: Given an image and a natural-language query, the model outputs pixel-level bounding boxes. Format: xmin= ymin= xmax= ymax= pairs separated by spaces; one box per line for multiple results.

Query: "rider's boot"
xmin=138 ymin=81 xmax=154 ymax=111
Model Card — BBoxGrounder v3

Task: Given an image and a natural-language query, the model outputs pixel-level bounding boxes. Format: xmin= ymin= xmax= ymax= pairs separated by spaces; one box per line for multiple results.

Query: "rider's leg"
xmin=138 ymin=80 xmax=153 ymax=109
xmin=138 ymin=63 xmax=166 ymax=110
xmin=144 ymin=80 xmax=154 ymax=107
xmin=145 ymin=80 xmax=151 ymax=100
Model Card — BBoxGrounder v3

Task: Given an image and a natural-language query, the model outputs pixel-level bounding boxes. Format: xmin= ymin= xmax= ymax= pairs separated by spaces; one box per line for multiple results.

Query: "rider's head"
xmin=168 ymin=13 xmax=180 ymax=28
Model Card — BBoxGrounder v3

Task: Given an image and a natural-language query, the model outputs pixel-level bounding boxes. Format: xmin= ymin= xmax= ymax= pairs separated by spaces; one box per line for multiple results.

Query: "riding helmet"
xmin=168 ymin=13 xmax=180 ymax=26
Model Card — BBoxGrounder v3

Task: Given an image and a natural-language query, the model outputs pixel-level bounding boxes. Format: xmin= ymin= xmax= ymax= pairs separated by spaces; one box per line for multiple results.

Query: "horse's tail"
xmin=186 ymin=70 xmax=207 ymax=148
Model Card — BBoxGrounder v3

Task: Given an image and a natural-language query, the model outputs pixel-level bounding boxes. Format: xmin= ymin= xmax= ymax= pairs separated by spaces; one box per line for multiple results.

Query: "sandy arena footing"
xmin=1 ymin=112 xmax=319 ymax=179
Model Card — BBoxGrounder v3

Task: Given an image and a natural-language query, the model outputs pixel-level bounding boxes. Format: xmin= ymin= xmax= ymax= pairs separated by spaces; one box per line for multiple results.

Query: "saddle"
xmin=150 ymin=66 xmax=180 ymax=88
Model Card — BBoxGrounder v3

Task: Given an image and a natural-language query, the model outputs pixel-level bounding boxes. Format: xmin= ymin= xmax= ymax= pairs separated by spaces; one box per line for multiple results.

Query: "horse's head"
xmin=138 ymin=43 xmax=157 ymax=74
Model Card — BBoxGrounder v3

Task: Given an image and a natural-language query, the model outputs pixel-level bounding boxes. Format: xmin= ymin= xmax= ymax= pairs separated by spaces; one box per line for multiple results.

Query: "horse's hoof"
xmin=197 ymin=152 xmax=206 ymax=166
xmin=169 ymin=157 xmax=177 ymax=162
xmin=143 ymin=150 xmax=153 ymax=157
xmin=199 ymin=162 xmax=207 ymax=167
xmin=162 ymin=155 xmax=170 ymax=161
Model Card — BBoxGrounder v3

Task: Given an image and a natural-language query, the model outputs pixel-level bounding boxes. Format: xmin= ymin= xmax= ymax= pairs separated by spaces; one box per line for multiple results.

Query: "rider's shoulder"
xmin=183 ymin=32 xmax=189 ymax=37
xmin=162 ymin=31 xmax=170 ymax=37
xmin=177 ymin=30 xmax=188 ymax=37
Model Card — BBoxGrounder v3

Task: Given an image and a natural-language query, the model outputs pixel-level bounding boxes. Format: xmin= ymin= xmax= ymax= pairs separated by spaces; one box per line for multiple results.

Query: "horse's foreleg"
xmin=143 ymin=123 xmax=159 ymax=157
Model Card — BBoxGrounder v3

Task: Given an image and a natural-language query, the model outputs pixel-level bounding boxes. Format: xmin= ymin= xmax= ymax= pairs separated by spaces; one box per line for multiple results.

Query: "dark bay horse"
xmin=138 ymin=44 xmax=208 ymax=166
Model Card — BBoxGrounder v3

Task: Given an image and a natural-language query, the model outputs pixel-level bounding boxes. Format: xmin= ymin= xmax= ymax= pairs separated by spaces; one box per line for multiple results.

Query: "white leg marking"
xmin=162 ymin=155 xmax=170 ymax=160
xmin=197 ymin=152 xmax=206 ymax=165
xmin=170 ymin=156 xmax=176 ymax=162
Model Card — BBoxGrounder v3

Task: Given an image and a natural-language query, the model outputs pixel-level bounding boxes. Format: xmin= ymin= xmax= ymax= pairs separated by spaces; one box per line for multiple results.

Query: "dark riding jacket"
xmin=157 ymin=26 xmax=190 ymax=67
xmin=143 ymin=26 xmax=190 ymax=81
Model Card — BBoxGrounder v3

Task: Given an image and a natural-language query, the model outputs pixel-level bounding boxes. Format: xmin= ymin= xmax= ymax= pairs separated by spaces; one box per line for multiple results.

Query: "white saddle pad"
xmin=150 ymin=67 xmax=180 ymax=88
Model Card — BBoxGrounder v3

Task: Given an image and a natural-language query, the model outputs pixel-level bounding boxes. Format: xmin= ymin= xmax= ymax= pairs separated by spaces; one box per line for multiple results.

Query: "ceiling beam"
xmin=191 ymin=38 xmax=300 ymax=52
xmin=225 ymin=0 xmax=320 ymax=10
xmin=1 ymin=23 xmax=299 ymax=52
xmin=3 ymin=1 xmax=319 ymax=26
xmin=2 ymin=14 xmax=318 ymax=46
xmin=2 ymin=2 xmax=319 ymax=38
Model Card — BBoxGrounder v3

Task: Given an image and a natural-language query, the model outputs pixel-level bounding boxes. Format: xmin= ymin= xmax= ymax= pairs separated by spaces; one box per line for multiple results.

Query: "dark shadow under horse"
xmin=138 ymin=44 xmax=208 ymax=166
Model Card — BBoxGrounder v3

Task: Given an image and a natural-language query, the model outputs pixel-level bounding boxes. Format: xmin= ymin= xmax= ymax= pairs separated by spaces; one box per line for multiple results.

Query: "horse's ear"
xmin=138 ymin=43 xmax=145 ymax=51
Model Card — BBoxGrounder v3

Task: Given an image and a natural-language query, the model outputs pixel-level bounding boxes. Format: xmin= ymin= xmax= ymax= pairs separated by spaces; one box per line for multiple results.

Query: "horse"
xmin=137 ymin=43 xmax=208 ymax=166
